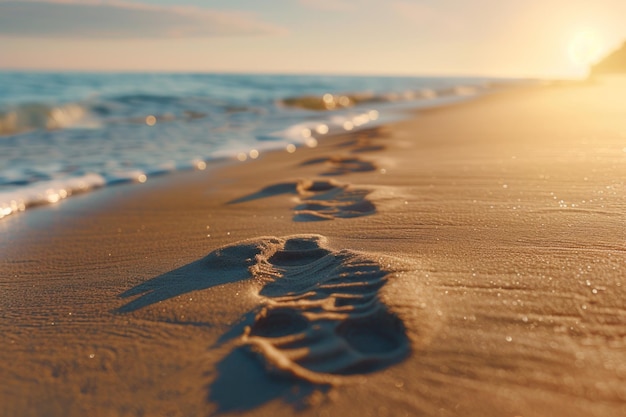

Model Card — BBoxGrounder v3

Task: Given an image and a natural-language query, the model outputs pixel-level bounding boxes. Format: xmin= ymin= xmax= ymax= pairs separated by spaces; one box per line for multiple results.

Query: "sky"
xmin=0 ymin=0 xmax=625 ymax=78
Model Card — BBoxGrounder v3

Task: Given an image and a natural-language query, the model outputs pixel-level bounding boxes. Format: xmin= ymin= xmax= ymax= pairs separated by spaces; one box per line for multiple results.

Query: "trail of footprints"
xmin=294 ymin=138 xmax=380 ymax=219
xmin=230 ymin=132 xmax=406 ymax=382
xmin=240 ymin=235 xmax=409 ymax=384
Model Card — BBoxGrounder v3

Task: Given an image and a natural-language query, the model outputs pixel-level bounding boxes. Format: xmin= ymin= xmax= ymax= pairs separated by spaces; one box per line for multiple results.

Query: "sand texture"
xmin=1 ymin=78 xmax=625 ymax=417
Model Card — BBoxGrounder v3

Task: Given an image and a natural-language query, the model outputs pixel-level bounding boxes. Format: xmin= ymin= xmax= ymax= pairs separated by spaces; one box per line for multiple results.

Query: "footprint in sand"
xmin=117 ymin=234 xmax=412 ymax=386
xmin=239 ymin=234 xmax=410 ymax=384
xmin=334 ymin=127 xmax=389 ymax=154
xmin=300 ymin=155 xmax=377 ymax=176
xmin=293 ymin=179 xmax=375 ymax=221
xmin=229 ymin=179 xmax=376 ymax=222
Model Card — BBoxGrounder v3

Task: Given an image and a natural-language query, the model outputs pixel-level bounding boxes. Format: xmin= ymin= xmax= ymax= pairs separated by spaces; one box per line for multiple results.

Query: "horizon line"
xmin=0 ymin=67 xmax=584 ymax=81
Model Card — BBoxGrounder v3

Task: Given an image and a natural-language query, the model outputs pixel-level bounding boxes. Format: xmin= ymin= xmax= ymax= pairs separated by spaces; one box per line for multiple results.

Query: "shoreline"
xmin=1 ymin=72 xmax=519 ymax=221
xmin=2 ymin=79 xmax=625 ymax=417
xmin=0 ymin=75 xmax=548 ymax=222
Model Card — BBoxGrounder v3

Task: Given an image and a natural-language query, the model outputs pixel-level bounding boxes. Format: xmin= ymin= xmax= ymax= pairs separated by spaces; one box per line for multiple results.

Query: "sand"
xmin=1 ymin=78 xmax=625 ymax=417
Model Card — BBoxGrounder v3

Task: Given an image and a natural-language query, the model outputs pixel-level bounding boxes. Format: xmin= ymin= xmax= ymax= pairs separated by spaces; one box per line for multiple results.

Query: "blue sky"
xmin=0 ymin=0 xmax=624 ymax=77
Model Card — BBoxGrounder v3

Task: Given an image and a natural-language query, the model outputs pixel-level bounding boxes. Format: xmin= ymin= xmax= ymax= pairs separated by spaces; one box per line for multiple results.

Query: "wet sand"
xmin=1 ymin=78 xmax=625 ymax=417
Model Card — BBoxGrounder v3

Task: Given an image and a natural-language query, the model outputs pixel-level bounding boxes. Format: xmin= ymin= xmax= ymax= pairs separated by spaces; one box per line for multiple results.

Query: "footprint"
xmin=240 ymin=234 xmax=410 ymax=384
xmin=300 ymin=155 xmax=377 ymax=176
xmin=335 ymin=128 xmax=388 ymax=154
xmin=228 ymin=179 xmax=377 ymax=222
xmin=293 ymin=179 xmax=376 ymax=222
xmin=350 ymin=143 xmax=386 ymax=154
xmin=118 ymin=234 xmax=413 ymax=395
xmin=334 ymin=126 xmax=390 ymax=148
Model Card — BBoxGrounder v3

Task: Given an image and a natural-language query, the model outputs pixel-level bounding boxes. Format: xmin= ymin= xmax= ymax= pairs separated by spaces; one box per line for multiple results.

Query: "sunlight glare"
xmin=568 ymin=31 xmax=606 ymax=68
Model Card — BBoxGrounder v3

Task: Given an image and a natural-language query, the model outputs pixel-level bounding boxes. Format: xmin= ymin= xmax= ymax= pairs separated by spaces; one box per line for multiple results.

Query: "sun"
xmin=568 ymin=31 xmax=606 ymax=68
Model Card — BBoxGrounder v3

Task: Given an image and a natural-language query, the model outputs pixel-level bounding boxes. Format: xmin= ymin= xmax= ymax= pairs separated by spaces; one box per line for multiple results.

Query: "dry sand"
xmin=1 ymin=78 xmax=625 ymax=417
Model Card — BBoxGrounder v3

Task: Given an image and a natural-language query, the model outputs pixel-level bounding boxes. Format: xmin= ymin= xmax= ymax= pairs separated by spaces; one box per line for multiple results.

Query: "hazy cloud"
xmin=298 ymin=0 xmax=355 ymax=12
xmin=0 ymin=0 xmax=285 ymax=38
xmin=391 ymin=1 xmax=437 ymax=25
xmin=391 ymin=1 xmax=465 ymax=31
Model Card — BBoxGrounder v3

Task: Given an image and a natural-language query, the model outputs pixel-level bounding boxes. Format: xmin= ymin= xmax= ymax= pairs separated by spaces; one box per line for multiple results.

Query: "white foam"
xmin=0 ymin=173 xmax=106 ymax=219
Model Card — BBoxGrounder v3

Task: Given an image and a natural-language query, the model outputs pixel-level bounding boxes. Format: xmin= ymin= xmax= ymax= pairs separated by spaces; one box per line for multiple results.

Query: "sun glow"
xmin=568 ymin=31 xmax=606 ymax=69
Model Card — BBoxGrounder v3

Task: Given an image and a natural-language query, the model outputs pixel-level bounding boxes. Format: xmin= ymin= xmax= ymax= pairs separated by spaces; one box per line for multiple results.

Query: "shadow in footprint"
xmin=117 ymin=238 xmax=275 ymax=313
xmin=227 ymin=182 xmax=298 ymax=205
xmin=117 ymin=235 xmax=410 ymax=412
xmin=208 ymin=347 xmax=321 ymax=415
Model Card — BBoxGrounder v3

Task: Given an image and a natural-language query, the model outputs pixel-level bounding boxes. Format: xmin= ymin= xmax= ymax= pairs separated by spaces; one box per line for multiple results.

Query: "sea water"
xmin=0 ymin=72 xmax=533 ymax=218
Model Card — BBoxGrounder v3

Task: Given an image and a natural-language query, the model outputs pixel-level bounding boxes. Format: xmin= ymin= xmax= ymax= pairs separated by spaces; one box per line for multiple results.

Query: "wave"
xmin=278 ymin=84 xmax=487 ymax=111
xmin=0 ymin=102 xmax=90 ymax=136
xmin=0 ymin=82 xmax=495 ymax=136
xmin=0 ymin=93 xmax=264 ymax=136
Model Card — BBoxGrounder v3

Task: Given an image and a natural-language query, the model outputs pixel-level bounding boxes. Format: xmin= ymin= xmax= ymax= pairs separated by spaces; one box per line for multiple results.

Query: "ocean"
xmin=0 ymin=72 xmax=532 ymax=219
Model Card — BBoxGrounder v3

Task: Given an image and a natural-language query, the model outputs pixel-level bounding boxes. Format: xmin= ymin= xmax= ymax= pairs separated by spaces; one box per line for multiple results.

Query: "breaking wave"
xmin=0 ymin=102 xmax=90 ymax=135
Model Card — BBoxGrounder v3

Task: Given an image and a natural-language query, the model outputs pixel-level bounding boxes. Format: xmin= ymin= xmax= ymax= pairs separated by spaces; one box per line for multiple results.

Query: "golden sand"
xmin=1 ymin=78 xmax=625 ymax=417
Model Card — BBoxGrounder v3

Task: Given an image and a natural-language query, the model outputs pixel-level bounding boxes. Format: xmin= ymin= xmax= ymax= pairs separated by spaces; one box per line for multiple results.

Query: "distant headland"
xmin=591 ymin=41 xmax=626 ymax=75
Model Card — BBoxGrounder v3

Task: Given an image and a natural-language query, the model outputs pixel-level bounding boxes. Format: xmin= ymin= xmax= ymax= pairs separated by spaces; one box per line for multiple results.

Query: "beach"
xmin=1 ymin=78 xmax=625 ymax=417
